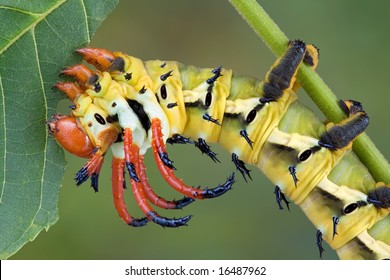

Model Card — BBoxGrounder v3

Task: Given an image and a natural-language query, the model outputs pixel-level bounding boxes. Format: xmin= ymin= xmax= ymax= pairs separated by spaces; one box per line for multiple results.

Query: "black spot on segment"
xmin=160 ymin=84 xmax=167 ymax=99
xmin=94 ymin=113 xmax=106 ymax=125
xmin=139 ymin=85 xmax=146 ymax=94
xmin=343 ymin=203 xmax=358 ymax=214
xmin=126 ymin=99 xmax=151 ymax=133
xmin=94 ymin=82 xmax=101 ymax=93
xmin=205 ymin=92 xmax=212 ymax=107
xmin=124 ymin=72 xmax=132 ymax=81
xmin=298 ymin=149 xmax=312 ymax=162
xmin=246 ymin=109 xmax=257 ymax=124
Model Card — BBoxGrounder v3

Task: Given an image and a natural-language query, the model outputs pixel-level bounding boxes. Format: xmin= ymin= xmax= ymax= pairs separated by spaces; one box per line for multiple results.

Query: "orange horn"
xmin=61 ymin=64 xmax=96 ymax=85
xmin=76 ymin=47 xmax=116 ymax=71
xmin=53 ymin=82 xmax=83 ymax=101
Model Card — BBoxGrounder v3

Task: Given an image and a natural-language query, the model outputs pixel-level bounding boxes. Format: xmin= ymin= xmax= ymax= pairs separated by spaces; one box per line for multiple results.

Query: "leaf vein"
xmin=0 ymin=74 xmax=6 ymax=203
xmin=0 ymin=0 xmax=67 ymax=55
xmin=80 ymin=0 xmax=91 ymax=42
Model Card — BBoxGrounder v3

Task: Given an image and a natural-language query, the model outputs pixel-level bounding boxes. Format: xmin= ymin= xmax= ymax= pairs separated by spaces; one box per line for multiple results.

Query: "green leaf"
xmin=0 ymin=0 xmax=119 ymax=259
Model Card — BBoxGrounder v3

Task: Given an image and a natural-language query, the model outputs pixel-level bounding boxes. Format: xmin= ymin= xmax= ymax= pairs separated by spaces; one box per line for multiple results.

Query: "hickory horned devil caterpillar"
xmin=48 ymin=40 xmax=390 ymax=260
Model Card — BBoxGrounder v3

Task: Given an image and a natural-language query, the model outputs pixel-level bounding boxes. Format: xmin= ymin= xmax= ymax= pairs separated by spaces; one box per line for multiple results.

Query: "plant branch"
xmin=229 ymin=0 xmax=390 ymax=183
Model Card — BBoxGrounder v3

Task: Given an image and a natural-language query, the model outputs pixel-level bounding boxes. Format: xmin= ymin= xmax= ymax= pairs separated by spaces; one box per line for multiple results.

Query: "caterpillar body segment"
xmin=49 ymin=40 xmax=390 ymax=259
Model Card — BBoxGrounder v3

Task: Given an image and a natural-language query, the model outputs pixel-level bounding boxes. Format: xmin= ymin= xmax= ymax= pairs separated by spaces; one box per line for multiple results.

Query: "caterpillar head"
xmin=47 ymin=114 xmax=94 ymax=158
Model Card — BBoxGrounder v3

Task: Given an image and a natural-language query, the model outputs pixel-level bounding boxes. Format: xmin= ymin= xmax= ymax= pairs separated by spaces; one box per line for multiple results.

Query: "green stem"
xmin=229 ymin=0 xmax=390 ymax=183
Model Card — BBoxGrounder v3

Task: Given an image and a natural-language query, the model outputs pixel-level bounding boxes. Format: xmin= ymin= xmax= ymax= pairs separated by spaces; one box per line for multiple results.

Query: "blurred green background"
xmin=11 ymin=0 xmax=390 ymax=260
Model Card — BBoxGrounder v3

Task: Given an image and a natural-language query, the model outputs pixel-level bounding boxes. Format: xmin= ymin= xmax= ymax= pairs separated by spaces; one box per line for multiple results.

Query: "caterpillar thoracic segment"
xmin=48 ymin=40 xmax=390 ymax=259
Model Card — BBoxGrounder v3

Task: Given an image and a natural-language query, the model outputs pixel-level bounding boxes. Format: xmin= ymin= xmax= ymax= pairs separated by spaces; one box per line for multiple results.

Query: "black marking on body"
xmin=203 ymin=113 xmax=221 ymax=125
xmin=160 ymin=70 xmax=173 ymax=81
xmin=316 ymin=230 xmax=325 ymax=259
xmin=106 ymin=114 xmax=119 ymax=123
xmin=126 ymin=99 xmax=151 ymax=133
xmin=167 ymin=134 xmax=193 ymax=145
xmin=314 ymin=188 xmax=344 ymax=217
xmin=94 ymin=113 xmax=106 ymax=125
xmin=201 ymin=172 xmax=235 ymax=198
xmin=288 ymin=166 xmax=299 ymax=187
xmin=232 ymin=153 xmax=252 ymax=182
xmin=139 ymin=85 xmax=146 ymax=94
xmin=274 ymin=185 xmax=290 ymax=210
xmin=239 ymin=129 xmax=254 ymax=149
xmin=184 ymin=99 xmax=208 ymax=110
xmin=194 ymin=138 xmax=220 ymax=163
xmin=148 ymin=211 xmax=192 ymax=228
xmin=158 ymin=151 xmax=176 ymax=170
xmin=167 ymin=102 xmax=178 ymax=109
xmin=269 ymin=143 xmax=295 ymax=154
xmin=332 ymin=216 xmax=339 ymax=240
xmin=160 ymin=84 xmax=167 ymax=99
xmin=126 ymin=162 xmax=140 ymax=182
xmin=205 ymin=92 xmax=212 ymax=107
xmin=124 ymin=72 xmax=132 ymax=81
xmin=128 ymin=217 xmax=149 ymax=227
xmin=206 ymin=66 xmax=222 ymax=84
xmin=224 ymin=112 xmax=241 ymax=119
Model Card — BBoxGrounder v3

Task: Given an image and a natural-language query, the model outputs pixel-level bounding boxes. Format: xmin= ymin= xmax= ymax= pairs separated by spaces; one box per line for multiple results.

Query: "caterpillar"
xmin=48 ymin=40 xmax=390 ymax=260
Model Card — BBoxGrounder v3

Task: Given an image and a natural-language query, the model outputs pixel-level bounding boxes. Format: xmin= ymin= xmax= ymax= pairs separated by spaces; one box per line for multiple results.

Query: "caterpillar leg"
xmin=319 ymin=100 xmax=369 ymax=150
xmin=262 ymin=40 xmax=307 ymax=103
xmin=123 ymin=128 xmax=192 ymax=227
xmin=151 ymin=118 xmax=235 ymax=199
xmin=138 ymin=155 xmax=195 ymax=209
